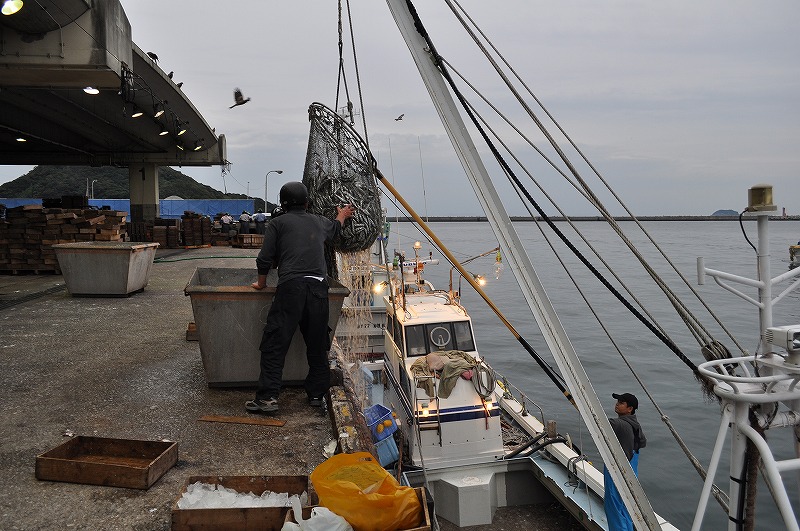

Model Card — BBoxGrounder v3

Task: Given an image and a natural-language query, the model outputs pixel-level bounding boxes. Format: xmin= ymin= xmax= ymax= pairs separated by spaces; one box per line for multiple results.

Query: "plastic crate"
xmin=365 ymin=404 xmax=397 ymax=442
xmin=375 ymin=437 xmax=399 ymax=466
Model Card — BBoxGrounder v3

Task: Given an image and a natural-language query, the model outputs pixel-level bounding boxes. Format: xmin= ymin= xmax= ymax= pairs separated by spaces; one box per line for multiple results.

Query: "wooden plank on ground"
xmin=198 ymin=415 xmax=286 ymax=427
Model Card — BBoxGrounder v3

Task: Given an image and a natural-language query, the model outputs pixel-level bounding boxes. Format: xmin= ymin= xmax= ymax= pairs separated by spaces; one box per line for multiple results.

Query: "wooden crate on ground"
xmin=172 ymin=475 xmax=315 ymax=531
xmin=232 ymin=234 xmax=264 ymax=248
xmin=35 ymin=436 xmax=178 ymax=489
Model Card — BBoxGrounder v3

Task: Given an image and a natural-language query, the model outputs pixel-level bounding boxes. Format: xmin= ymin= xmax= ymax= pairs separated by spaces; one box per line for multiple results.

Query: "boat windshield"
xmin=404 ymin=321 xmax=475 ymax=357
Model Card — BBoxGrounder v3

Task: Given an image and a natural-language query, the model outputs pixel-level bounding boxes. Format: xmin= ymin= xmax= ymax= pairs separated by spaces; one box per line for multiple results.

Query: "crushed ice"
xmin=176 ymin=481 xmax=308 ymax=510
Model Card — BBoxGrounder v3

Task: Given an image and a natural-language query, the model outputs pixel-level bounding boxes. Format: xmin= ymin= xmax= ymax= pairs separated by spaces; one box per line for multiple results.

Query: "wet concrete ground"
xmin=0 ymin=246 xmax=578 ymax=530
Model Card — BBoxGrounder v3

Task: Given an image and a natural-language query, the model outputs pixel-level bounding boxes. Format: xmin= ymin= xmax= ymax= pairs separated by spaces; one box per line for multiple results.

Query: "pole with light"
xmin=264 ymin=170 xmax=283 ymax=211
xmin=91 ymin=179 xmax=98 ymax=199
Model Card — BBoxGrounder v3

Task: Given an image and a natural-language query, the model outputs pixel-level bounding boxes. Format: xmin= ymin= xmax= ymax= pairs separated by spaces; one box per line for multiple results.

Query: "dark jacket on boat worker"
xmin=609 ymin=414 xmax=647 ymax=461
xmin=255 ymin=209 xmax=341 ymax=285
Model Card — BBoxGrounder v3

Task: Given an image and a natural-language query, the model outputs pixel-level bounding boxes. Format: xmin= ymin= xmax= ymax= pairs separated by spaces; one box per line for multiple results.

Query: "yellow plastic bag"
xmin=310 ymin=452 xmax=422 ymax=531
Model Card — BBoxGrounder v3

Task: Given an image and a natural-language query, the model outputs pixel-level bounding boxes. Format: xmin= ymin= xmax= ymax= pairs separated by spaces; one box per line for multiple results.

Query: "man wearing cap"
xmin=604 ymin=392 xmax=647 ymax=531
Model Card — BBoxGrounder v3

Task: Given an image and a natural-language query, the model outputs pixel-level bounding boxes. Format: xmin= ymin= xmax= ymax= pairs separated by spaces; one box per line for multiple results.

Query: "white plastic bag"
xmin=281 ymin=496 xmax=353 ymax=531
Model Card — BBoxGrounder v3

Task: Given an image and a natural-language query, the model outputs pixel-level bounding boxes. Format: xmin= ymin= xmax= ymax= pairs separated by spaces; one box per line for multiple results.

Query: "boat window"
xmin=405 ymin=325 xmax=427 ymax=357
xmin=453 ymin=321 xmax=475 ymax=351
xmin=427 ymin=323 xmax=453 ymax=351
xmin=392 ymin=315 xmax=404 ymax=352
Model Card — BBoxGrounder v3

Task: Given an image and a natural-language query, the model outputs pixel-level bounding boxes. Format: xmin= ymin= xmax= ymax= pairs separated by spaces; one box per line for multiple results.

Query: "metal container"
xmin=53 ymin=241 xmax=159 ymax=296
xmin=184 ymin=268 xmax=349 ymax=387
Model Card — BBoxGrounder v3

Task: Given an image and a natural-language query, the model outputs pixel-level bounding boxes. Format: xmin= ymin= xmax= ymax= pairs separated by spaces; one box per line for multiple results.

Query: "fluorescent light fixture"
xmin=158 ymin=125 xmax=169 ymax=136
xmin=176 ymin=144 xmax=185 ymax=151
xmin=193 ymin=142 xmax=203 ymax=151
xmin=130 ymin=106 xmax=144 ymax=118
xmin=2 ymin=0 xmax=23 ymax=16
xmin=177 ymin=125 xmax=186 ymax=136
xmin=83 ymin=86 xmax=99 ymax=95
xmin=16 ymin=137 xmax=26 ymax=142
xmin=153 ymin=103 xmax=165 ymax=118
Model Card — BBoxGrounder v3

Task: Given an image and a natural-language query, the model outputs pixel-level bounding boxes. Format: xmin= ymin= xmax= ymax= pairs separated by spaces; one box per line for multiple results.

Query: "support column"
xmin=129 ymin=163 xmax=160 ymax=222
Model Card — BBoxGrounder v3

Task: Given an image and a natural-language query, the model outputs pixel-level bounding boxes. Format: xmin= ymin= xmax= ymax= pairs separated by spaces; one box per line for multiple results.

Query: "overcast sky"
xmin=2 ymin=0 xmax=798 ymax=216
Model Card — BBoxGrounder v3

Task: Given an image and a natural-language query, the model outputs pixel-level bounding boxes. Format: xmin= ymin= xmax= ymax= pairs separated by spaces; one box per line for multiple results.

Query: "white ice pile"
xmin=177 ymin=481 xmax=309 ymax=510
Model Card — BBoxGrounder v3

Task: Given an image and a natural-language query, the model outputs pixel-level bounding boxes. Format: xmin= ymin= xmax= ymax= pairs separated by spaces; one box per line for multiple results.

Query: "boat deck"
xmin=0 ymin=245 xmax=580 ymax=530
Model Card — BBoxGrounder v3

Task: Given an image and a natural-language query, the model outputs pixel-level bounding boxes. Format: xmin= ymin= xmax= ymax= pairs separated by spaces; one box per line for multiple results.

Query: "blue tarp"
xmin=0 ymin=198 xmax=255 ymax=219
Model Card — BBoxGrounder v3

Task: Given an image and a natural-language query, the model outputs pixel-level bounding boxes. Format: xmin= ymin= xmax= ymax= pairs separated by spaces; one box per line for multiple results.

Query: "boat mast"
xmin=384 ymin=0 xmax=660 ymax=528
xmin=695 ymin=186 xmax=800 ymax=530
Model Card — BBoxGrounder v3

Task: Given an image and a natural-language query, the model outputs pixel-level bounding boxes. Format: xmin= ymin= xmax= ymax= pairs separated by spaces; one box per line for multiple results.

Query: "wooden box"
xmin=35 ymin=436 xmax=178 ymax=489
xmin=172 ymin=475 xmax=315 ymax=531
xmin=284 ymin=487 xmax=430 ymax=531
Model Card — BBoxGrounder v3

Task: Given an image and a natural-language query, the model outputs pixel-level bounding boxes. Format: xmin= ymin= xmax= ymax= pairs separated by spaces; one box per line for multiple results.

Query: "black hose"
xmin=504 ymin=433 xmax=546 ymax=459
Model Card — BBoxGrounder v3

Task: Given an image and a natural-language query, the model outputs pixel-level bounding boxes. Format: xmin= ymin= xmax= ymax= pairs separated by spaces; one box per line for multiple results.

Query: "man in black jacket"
xmin=604 ymin=392 xmax=647 ymax=531
xmin=245 ymin=182 xmax=354 ymax=414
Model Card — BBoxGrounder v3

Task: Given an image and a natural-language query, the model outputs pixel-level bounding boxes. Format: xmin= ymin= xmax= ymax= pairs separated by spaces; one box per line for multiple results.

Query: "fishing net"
xmin=303 ymin=102 xmax=384 ymax=414
xmin=303 ymin=102 xmax=382 ymax=254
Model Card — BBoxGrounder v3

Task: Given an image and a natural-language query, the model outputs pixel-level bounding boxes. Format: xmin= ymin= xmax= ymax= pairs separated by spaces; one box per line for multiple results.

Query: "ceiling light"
xmin=193 ymin=142 xmax=203 ymax=151
xmin=83 ymin=86 xmax=99 ymax=95
xmin=153 ymin=102 xmax=165 ymax=118
xmin=2 ymin=0 xmax=23 ymax=16
xmin=176 ymin=144 xmax=185 ymax=151
xmin=131 ymin=106 xmax=144 ymax=118
xmin=16 ymin=137 xmax=26 ymax=142
xmin=158 ymin=125 xmax=169 ymax=136
xmin=177 ymin=126 xmax=186 ymax=136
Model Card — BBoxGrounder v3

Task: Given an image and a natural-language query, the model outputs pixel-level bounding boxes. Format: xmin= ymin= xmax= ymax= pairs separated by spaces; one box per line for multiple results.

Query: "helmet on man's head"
xmin=279 ymin=181 xmax=308 ymax=209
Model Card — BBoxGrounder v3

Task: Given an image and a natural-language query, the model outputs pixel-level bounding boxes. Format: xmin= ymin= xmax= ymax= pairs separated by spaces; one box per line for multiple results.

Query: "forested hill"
xmin=0 ymin=166 xmax=245 ymax=200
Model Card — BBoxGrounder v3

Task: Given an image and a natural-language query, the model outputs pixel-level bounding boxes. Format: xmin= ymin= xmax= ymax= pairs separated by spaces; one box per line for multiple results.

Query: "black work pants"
xmin=256 ymin=277 xmax=330 ymax=400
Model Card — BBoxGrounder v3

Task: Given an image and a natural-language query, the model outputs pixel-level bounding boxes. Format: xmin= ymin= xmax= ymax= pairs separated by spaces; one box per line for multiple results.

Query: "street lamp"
xmin=265 ymin=170 xmax=283 ymax=211
xmin=91 ymin=179 xmax=98 ymax=199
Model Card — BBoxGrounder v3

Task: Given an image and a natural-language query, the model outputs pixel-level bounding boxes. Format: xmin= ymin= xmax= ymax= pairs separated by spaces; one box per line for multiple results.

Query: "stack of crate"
xmin=180 ymin=212 xmax=211 ymax=247
xmin=0 ymin=205 xmax=127 ymax=273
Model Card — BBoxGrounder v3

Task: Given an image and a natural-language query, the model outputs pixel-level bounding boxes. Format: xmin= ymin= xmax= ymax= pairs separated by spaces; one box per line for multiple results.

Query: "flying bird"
xmin=229 ymin=88 xmax=251 ymax=109
xmin=146 ymin=51 xmax=159 ymax=63
xmin=395 ymin=114 xmax=404 ymax=121
xmin=167 ymin=71 xmax=174 ymax=79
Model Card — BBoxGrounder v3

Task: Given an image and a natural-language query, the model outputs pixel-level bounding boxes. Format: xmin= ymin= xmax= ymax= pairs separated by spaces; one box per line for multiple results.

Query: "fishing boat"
xmin=320 ymin=1 xmax=800 ymax=530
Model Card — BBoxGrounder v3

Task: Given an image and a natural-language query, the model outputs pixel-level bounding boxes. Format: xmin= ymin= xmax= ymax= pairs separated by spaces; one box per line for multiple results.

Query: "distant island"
xmin=712 ymin=209 xmax=740 ymax=216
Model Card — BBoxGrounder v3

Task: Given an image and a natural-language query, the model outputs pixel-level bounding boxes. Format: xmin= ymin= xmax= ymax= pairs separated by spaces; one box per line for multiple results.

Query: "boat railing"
xmin=698 ymin=356 xmax=800 ymax=403
xmin=494 ymin=371 xmax=545 ymax=426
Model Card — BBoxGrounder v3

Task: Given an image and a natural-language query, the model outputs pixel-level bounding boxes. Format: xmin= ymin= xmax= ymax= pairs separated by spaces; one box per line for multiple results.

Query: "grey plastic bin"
xmin=184 ymin=268 xmax=350 ymax=387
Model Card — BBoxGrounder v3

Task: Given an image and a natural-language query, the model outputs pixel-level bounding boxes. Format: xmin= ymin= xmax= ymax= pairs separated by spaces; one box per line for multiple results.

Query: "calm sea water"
xmin=391 ymin=220 xmax=800 ymax=530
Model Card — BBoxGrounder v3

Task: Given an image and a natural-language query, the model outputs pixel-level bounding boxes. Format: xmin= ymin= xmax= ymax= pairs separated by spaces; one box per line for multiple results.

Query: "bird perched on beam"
xmin=167 ymin=71 xmax=174 ymax=79
xmin=229 ymin=88 xmax=251 ymax=109
xmin=395 ymin=113 xmax=404 ymax=121
xmin=176 ymin=82 xmax=183 ymax=88
xmin=146 ymin=51 xmax=159 ymax=63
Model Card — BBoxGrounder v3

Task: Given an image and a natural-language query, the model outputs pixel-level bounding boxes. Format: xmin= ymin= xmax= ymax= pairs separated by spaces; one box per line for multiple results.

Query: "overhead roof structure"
xmin=0 ymin=0 xmax=226 ymax=167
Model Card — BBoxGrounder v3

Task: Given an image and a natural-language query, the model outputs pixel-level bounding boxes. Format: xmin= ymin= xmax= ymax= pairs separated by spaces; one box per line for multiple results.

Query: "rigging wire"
xmin=403 ymin=1 xmax=703 ymax=382
xmin=444 ymin=0 xmax=750 ymax=360
xmin=465 ymin=103 xmax=732 ymax=509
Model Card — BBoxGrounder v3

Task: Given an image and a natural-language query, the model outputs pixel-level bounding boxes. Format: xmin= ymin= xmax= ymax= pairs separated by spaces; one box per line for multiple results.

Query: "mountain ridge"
xmin=0 ymin=166 xmax=267 ymax=207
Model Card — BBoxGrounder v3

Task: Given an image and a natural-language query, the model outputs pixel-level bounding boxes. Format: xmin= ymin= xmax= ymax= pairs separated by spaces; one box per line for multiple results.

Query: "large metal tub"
xmin=53 ymin=242 xmax=159 ymax=297
xmin=184 ymin=268 xmax=349 ymax=387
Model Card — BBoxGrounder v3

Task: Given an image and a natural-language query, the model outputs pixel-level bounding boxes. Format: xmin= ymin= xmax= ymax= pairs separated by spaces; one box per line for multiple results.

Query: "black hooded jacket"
xmin=609 ymin=414 xmax=647 ymax=461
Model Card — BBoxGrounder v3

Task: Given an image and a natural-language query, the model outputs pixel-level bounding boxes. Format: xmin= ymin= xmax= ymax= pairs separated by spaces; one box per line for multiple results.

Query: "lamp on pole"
xmin=91 ymin=179 xmax=98 ymax=199
xmin=265 ymin=170 xmax=283 ymax=211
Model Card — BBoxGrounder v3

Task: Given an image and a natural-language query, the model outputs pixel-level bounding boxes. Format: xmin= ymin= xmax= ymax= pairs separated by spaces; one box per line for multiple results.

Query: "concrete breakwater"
xmin=387 ymin=215 xmax=800 ymax=222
